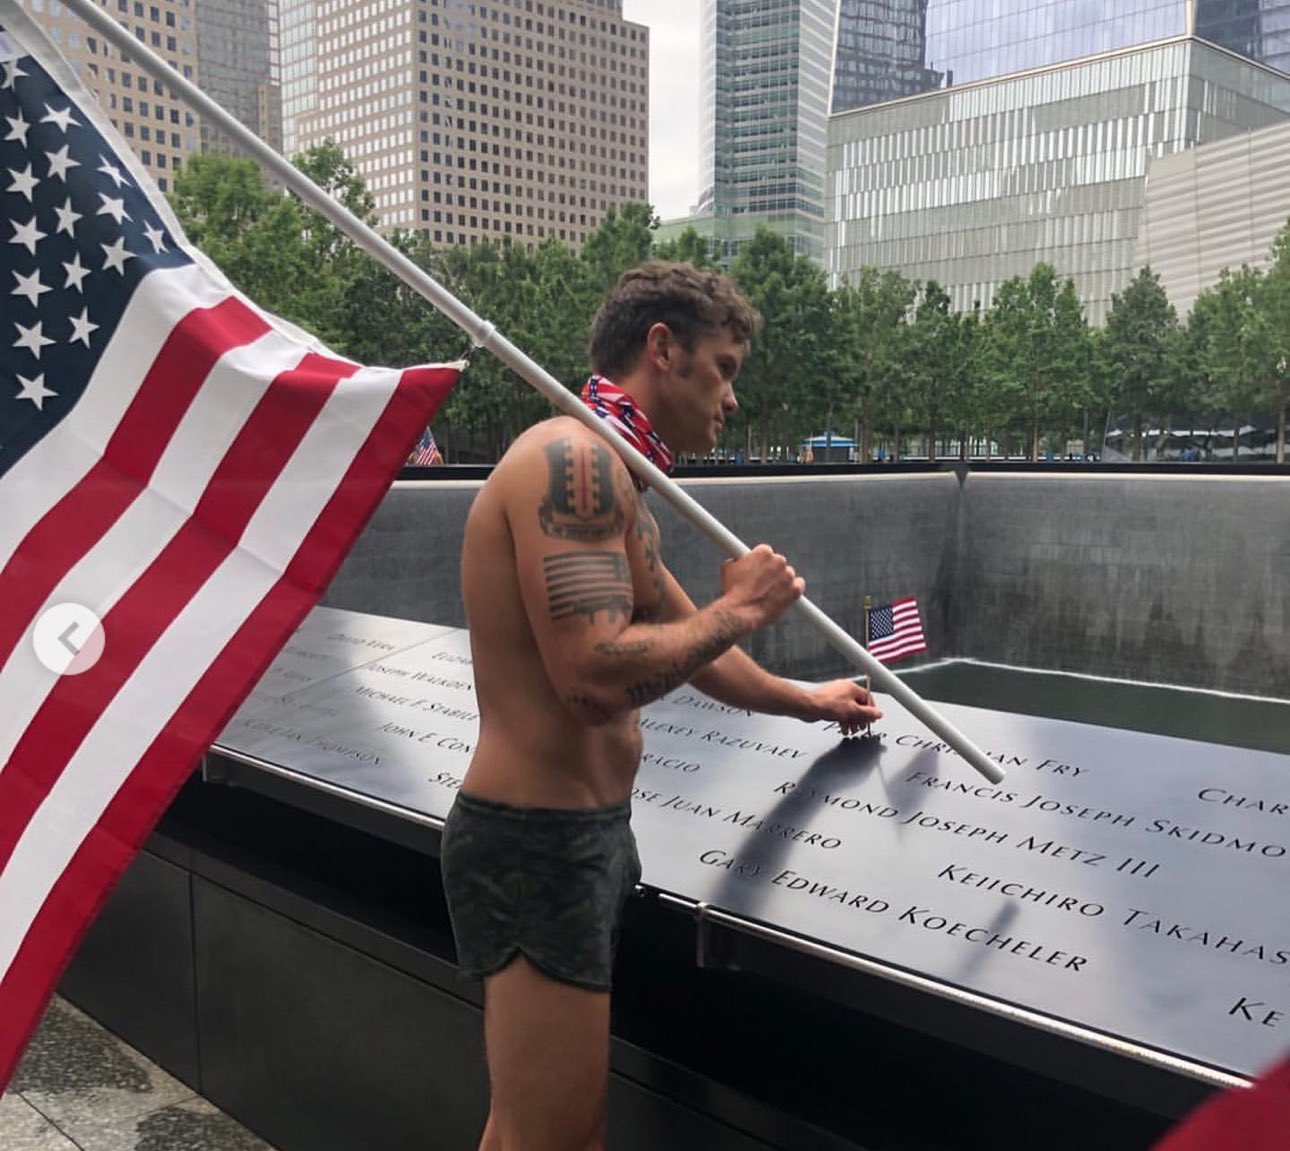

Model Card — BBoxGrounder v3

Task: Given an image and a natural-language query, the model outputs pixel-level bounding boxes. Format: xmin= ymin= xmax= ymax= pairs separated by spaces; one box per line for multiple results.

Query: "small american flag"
xmin=410 ymin=426 xmax=442 ymax=465
xmin=867 ymin=597 xmax=927 ymax=664
xmin=0 ymin=2 xmax=457 ymax=1090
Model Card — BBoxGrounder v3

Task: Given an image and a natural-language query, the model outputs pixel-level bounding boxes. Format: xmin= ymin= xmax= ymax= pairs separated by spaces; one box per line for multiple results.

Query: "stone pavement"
xmin=1 ymin=998 xmax=277 ymax=1151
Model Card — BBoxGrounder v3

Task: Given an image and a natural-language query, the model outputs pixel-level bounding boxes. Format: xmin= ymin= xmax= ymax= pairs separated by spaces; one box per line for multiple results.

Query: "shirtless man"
xmin=442 ymin=261 xmax=883 ymax=1151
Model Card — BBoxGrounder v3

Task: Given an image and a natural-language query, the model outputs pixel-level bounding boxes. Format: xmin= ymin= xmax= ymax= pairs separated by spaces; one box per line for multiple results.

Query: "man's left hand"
xmin=804 ymin=679 xmax=883 ymax=736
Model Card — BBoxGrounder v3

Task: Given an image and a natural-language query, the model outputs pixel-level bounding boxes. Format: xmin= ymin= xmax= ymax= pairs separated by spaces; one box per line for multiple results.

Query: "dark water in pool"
xmin=896 ymin=661 xmax=1290 ymax=757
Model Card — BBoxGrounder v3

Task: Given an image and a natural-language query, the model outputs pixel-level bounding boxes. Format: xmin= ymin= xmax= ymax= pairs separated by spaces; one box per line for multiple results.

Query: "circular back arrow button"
xmin=33 ymin=603 xmax=106 ymax=676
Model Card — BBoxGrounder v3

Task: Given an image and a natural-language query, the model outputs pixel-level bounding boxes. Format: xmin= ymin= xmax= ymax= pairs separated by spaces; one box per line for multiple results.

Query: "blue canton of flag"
xmin=1 ymin=33 xmax=187 ymax=473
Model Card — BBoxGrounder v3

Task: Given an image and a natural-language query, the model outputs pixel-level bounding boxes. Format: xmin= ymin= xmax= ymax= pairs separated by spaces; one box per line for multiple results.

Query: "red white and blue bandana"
xmin=580 ymin=375 xmax=674 ymax=490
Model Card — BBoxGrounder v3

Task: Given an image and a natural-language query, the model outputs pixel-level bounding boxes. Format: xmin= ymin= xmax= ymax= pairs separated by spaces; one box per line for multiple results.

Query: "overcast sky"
xmin=621 ymin=0 xmax=701 ymax=220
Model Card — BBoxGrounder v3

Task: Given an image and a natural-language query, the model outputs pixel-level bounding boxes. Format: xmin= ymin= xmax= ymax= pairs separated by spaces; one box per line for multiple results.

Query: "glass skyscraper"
xmin=1198 ymin=0 xmax=1290 ymax=74
xmin=832 ymin=0 xmax=1290 ymax=115
xmin=827 ymin=2 xmax=1290 ymax=322
xmin=692 ymin=0 xmax=835 ymax=260
xmin=196 ymin=0 xmax=280 ymax=156
xmin=830 ymin=0 xmax=942 ymax=114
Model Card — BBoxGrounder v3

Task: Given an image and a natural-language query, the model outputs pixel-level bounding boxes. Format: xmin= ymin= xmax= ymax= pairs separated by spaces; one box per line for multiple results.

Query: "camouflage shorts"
xmin=439 ymin=791 xmax=641 ymax=993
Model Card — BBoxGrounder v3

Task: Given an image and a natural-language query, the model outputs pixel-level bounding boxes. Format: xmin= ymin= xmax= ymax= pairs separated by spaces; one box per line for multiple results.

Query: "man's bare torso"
xmin=459 ymin=417 xmax=664 ymax=808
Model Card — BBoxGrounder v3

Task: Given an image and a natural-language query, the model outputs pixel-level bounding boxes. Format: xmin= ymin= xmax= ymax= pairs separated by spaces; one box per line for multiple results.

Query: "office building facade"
xmin=689 ymin=0 xmax=834 ymax=261
xmin=827 ymin=8 xmax=1290 ymax=323
xmin=195 ymin=0 xmax=280 ymax=155
xmin=1136 ymin=115 xmax=1290 ymax=316
xmin=282 ymin=0 xmax=648 ymax=245
xmin=20 ymin=0 xmax=201 ymax=193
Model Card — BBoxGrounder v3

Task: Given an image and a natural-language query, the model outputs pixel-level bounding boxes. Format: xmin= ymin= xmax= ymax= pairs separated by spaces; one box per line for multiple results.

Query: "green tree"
xmin=284 ymin=141 xmax=385 ymax=350
xmin=526 ymin=238 xmax=597 ymax=390
xmin=431 ymin=239 xmax=557 ymax=456
xmin=579 ymin=202 xmax=658 ymax=295
xmin=1190 ymin=266 xmax=1264 ymax=460
xmin=947 ymin=303 xmax=983 ymax=459
xmin=1250 ymin=225 xmax=1290 ymax=462
xmin=979 ymin=265 xmax=1091 ymax=459
xmin=907 ymin=280 xmax=960 ymax=457
xmin=653 ymin=227 xmax=718 ymax=268
xmin=169 ymin=143 xmax=439 ymax=361
xmin=1100 ymin=267 xmax=1181 ymax=460
xmin=169 ymin=153 xmax=321 ymax=324
xmin=831 ymin=268 xmax=916 ymax=461
xmin=728 ymin=229 xmax=834 ymax=460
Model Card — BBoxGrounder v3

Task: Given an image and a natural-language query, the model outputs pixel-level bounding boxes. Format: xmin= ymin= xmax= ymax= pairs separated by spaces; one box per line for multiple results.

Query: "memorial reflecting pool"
xmin=900 ymin=661 xmax=1290 ymax=756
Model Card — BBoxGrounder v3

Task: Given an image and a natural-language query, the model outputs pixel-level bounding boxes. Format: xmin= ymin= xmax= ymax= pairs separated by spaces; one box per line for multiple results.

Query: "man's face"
xmin=662 ymin=326 xmax=744 ymax=454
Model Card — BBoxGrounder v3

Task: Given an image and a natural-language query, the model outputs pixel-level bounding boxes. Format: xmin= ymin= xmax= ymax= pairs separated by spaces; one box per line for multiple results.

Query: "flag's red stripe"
xmin=870 ymin=639 xmax=927 ymax=662
xmin=0 ymin=298 xmax=270 ymax=666
xmin=0 ymin=365 xmax=457 ymax=1090
xmin=0 ymin=353 xmax=356 ymax=877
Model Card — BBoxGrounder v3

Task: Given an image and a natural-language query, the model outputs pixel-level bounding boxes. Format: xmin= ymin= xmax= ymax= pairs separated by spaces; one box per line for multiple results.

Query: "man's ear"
xmin=644 ymin=322 xmax=673 ymax=372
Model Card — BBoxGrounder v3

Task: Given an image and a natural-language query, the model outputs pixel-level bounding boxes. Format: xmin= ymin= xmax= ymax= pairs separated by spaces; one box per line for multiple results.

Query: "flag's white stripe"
xmin=0 ymin=263 xmax=231 ymax=566
xmin=0 ymin=365 xmax=401 ymax=982
xmin=871 ymin=638 xmax=927 ymax=660
xmin=0 ymin=329 xmax=310 ymax=770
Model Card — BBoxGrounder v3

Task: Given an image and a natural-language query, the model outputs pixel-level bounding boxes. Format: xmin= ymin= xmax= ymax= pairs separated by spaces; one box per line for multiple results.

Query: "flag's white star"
xmin=97 ymin=193 xmax=130 ymax=225
xmin=45 ymin=144 xmax=79 ymax=181
xmin=3 ymin=112 xmax=30 ymax=146
xmin=97 ymin=156 xmax=129 ymax=188
xmin=12 ymin=268 xmax=51 ymax=307
xmin=100 ymin=236 xmax=134 ymax=274
xmin=68 ymin=307 xmax=99 ymax=348
xmin=1 ymin=60 xmax=28 ymax=91
xmin=63 ymin=252 xmax=91 ymax=292
xmin=41 ymin=103 xmax=80 ymax=133
xmin=14 ymin=320 xmax=55 ymax=358
xmin=143 ymin=222 xmax=167 ymax=253
xmin=9 ymin=216 xmax=47 ymax=255
xmin=7 ymin=164 xmax=39 ymax=202
xmin=54 ymin=198 xmax=82 ymax=237
xmin=15 ymin=373 xmax=56 ymax=411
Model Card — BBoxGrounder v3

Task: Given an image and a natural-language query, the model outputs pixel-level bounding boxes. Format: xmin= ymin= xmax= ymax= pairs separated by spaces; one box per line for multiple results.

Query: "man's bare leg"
xmin=478 ymin=955 xmax=610 ymax=1151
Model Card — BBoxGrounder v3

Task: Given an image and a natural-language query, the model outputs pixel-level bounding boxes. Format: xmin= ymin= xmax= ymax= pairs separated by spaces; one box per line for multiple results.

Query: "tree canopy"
xmin=168 ymin=147 xmax=1290 ymax=464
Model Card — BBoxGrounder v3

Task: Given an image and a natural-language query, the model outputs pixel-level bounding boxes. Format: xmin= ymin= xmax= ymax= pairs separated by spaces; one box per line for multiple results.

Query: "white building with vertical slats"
xmin=827 ymin=39 xmax=1290 ymax=324
xmin=824 ymin=2 xmax=1290 ymax=323
xmin=1136 ymin=118 xmax=1290 ymax=315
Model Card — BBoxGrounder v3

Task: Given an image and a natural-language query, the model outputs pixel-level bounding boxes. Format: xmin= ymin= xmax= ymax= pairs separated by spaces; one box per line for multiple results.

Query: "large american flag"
xmin=867 ymin=596 xmax=927 ymax=664
xmin=0 ymin=4 xmax=458 ymax=1089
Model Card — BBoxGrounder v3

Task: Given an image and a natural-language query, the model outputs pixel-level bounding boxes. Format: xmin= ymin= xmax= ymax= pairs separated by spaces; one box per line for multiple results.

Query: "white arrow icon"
xmin=33 ymin=603 xmax=106 ymax=676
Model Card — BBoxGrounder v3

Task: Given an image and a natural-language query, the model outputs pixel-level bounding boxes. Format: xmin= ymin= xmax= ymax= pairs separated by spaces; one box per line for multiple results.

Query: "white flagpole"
xmin=48 ymin=0 xmax=1005 ymax=785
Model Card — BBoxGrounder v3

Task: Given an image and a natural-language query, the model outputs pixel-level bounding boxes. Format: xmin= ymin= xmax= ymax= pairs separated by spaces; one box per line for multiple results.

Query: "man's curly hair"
xmin=588 ymin=261 xmax=762 ymax=380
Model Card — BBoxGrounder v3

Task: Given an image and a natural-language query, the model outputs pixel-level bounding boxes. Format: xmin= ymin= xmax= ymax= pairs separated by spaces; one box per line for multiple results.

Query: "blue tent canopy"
xmin=800 ymin=433 xmax=856 ymax=448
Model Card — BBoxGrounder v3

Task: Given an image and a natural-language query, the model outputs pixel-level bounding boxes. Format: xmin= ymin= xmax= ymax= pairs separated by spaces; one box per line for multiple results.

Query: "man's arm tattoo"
xmin=633 ymin=502 xmax=666 ymax=610
xmin=544 ymin=552 xmax=632 ymax=622
xmin=538 ymin=437 xmax=625 ymax=541
xmin=622 ymin=611 xmax=743 ymax=707
xmin=595 ymin=637 xmax=652 ymax=656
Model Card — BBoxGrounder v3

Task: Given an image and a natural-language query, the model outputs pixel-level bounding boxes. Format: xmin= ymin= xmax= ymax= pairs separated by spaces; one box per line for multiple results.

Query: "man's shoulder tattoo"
xmin=538 ymin=436 xmax=626 ymax=542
